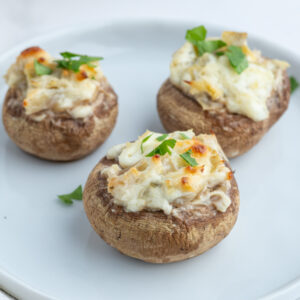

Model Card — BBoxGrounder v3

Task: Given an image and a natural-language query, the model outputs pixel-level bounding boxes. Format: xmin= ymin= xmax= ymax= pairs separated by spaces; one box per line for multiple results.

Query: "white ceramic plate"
xmin=1 ymin=19 xmax=300 ymax=300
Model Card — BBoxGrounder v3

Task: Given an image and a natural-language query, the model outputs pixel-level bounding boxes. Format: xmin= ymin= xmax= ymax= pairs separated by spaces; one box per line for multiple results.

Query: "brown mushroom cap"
xmin=2 ymin=78 xmax=118 ymax=161
xmin=83 ymin=157 xmax=240 ymax=263
xmin=157 ymin=72 xmax=290 ymax=158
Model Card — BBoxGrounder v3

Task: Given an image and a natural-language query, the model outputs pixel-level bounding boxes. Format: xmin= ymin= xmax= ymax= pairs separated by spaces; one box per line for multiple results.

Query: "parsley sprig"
xmin=58 ymin=185 xmax=83 ymax=205
xmin=225 ymin=45 xmax=248 ymax=74
xmin=290 ymin=76 xmax=299 ymax=94
xmin=197 ymin=40 xmax=227 ymax=56
xmin=144 ymin=135 xmax=198 ymax=167
xmin=186 ymin=25 xmax=207 ymax=45
xmin=141 ymin=134 xmax=152 ymax=154
xmin=156 ymin=134 xmax=168 ymax=141
xmin=34 ymin=59 xmax=52 ymax=76
xmin=55 ymin=52 xmax=103 ymax=73
xmin=186 ymin=25 xmax=226 ymax=57
xmin=185 ymin=25 xmax=248 ymax=74
xmin=146 ymin=139 xmax=176 ymax=157
xmin=180 ymin=150 xmax=198 ymax=167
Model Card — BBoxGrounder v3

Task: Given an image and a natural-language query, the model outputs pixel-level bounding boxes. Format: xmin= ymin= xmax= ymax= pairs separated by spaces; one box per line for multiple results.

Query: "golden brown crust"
xmin=157 ymin=72 xmax=290 ymax=158
xmin=83 ymin=157 xmax=240 ymax=263
xmin=19 ymin=46 xmax=44 ymax=59
xmin=2 ymin=78 xmax=118 ymax=161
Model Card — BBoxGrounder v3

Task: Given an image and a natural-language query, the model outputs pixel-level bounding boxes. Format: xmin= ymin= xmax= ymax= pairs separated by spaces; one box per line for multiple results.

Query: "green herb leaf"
xmin=179 ymin=133 xmax=190 ymax=140
xmin=180 ymin=150 xmax=198 ymax=167
xmin=146 ymin=139 xmax=176 ymax=157
xmin=55 ymin=59 xmax=80 ymax=72
xmin=55 ymin=52 xmax=103 ymax=73
xmin=196 ymin=40 xmax=227 ymax=56
xmin=215 ymin=51 xmax=225 ymax=56
xmin=185 ymin=26 xmax=248 ymax=73
xmin=58 ymin=195 xmax=73 ymax=205
xmin=185 ymin=26 xmax=226 ymax=56
xmin=156 ymin=134 xmax=168 ymax=141
xmin=141 ymin=134 xmax=152 ymax=154
xmin=290 ymin=76 xmax=299 ymax=94
xmin=34 ymin=59 xmax=52 ymax=76
xmin=185 ymin=25 xmax=207 ymax=45
xmin=60 ymin=52 xmax=81 ymax=59
xmin=60 ymin=52 xmax=103 ymax=62
xmin=58 ymin=185 xmax=82 ymax=205
xmin=225 ymin=45 xmax=248 ymax=74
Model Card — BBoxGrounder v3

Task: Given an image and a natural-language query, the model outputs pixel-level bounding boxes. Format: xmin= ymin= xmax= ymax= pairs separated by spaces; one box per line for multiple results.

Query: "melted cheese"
xmin=5 ymin=47 xmax=104 ymax=119
xmin=101 ymin=130 xmax=232 ymax=215
xmin=170 ymin=31 xmax=289 ymax=121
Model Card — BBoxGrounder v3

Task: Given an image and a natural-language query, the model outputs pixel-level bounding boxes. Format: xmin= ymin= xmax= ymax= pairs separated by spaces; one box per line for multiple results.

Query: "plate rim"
xmin=0 ymin=17 xmax=299 ymax=300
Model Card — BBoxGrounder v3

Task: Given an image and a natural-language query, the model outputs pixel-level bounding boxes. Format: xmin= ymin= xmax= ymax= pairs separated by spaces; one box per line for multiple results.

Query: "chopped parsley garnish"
xmin=290 ymin=76 xmax=299 ymax=94
xmin=215 ymin=51 xmax=225 ymax=56
xmin=225 ymin=45 xmax=248 ymax=74
xmin=185 ymin=25 xmax=248 ymax=74
xmin=196 ymin=40 xmax=227 ymax=56
xmin=141 ymin=134 xmax=152 ymax=154
xmin=156 ymin=134 xmax=168 ymax=141
xmin=180 ymin=150 xmax=198 ymax=167
xmin=58 ymin=185 xmax=83 ymax=205
xmin=185 ymin=25 xmax=207 ymax=45
xmin=146 ymin=139 xmax=176 ymax=157
xmin=185 ymin=25 xmax=226 ymax=57
xmin=179 ymin=133 xmax=190 ymax=140
xmin=55 ymin=52 xmax=103 ymax=73
xmin=34 ymin=59 xmax=52 ymax=76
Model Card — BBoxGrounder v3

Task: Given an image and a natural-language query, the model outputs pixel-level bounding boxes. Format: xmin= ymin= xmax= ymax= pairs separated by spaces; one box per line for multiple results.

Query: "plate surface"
xmin=1 ymin=20 xmax=300 ymax=300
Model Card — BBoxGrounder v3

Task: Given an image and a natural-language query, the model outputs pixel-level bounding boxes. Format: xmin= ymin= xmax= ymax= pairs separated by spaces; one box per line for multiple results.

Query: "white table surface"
xmin=0 ymin=0 xmax=299 ymax=299
xmin=0 ymin=0 xmax=300 ymax=56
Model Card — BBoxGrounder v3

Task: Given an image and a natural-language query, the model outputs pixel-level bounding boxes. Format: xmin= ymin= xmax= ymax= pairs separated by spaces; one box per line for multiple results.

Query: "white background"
xmin=0 ymin=0 xmax=300 ymax=56
xmin=0 ymin=0 xmax=299 ymax=299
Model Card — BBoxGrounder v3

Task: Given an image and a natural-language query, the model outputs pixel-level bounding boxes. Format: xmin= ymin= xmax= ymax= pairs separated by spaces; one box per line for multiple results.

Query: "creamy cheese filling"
xmin=101 ymin=130 xmax=233 ymax=215
xmin=170 ymin=31 xmax=289 ymax=121
xmin=5 ymin=47 xmax=104 ymax=120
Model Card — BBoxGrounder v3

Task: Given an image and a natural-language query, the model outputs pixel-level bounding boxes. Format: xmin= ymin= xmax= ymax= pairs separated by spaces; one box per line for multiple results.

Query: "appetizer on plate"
xmin=157 ymin=26 xmax=290 ymax=158
xmin=2 ymin=47 xmax=118 ymax=161
xmin=83 ymin=130 xmax=239 ymax=263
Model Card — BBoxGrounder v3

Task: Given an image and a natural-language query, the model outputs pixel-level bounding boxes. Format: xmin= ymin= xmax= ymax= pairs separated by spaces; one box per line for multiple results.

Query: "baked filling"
xmin=101 ymin=130 xmax=232 ymax=215
xmin=170 ymin=30 xmax=289 ymax=121
xmin=5 ymin=47 xmax=105 ymax=121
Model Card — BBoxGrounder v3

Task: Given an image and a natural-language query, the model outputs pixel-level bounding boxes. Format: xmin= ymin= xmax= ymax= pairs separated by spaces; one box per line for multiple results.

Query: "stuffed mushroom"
xmin=157 ymin=26 xmax=290 ymax=158
xmin=83 ymin=130 xmax=239 ymax=263
xmin=2 ymin=47 xmax=118 ymax=161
